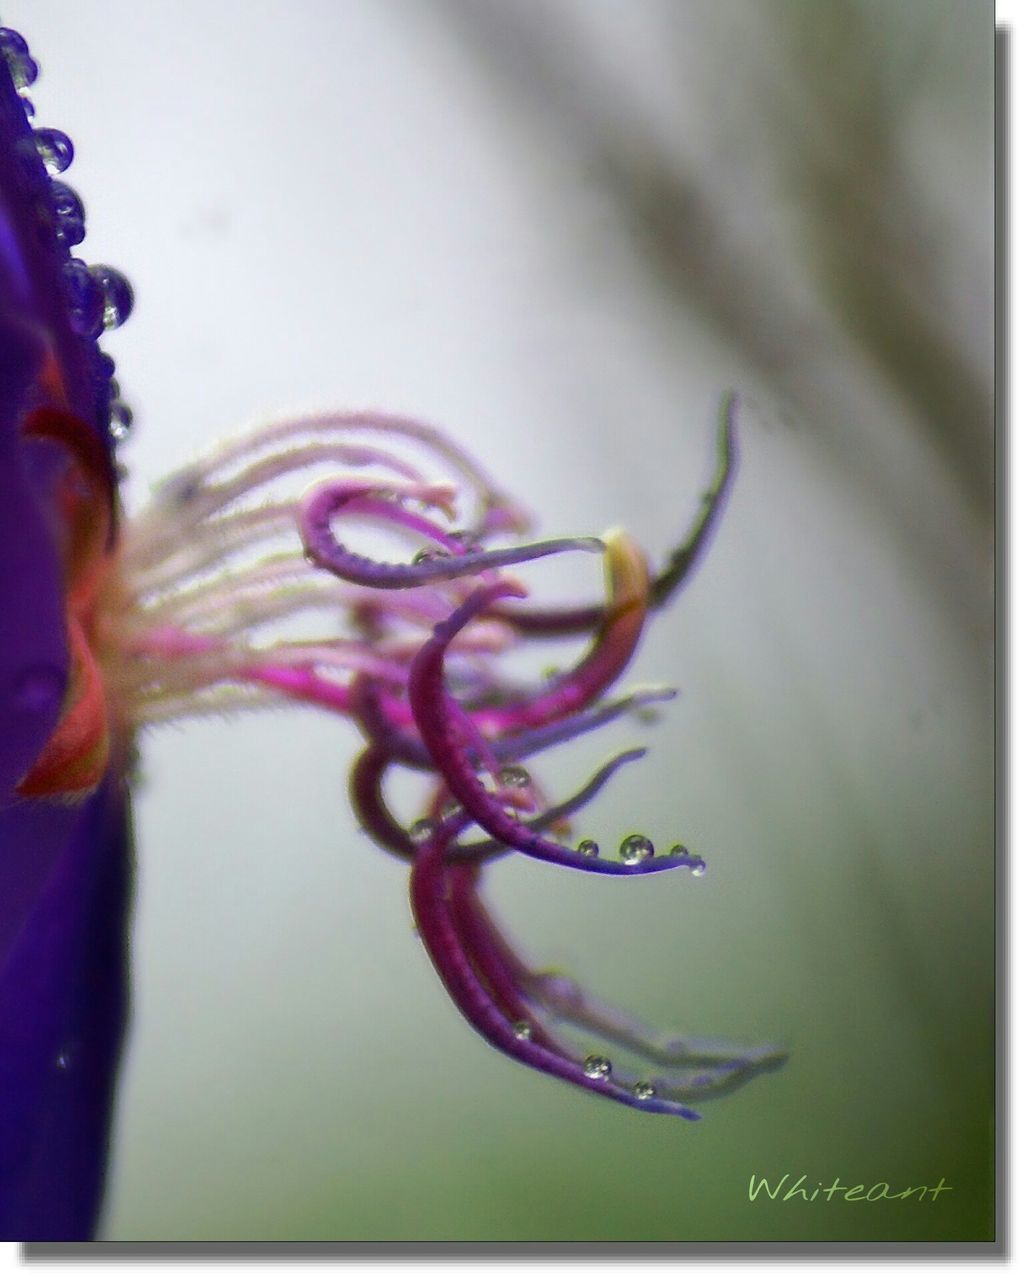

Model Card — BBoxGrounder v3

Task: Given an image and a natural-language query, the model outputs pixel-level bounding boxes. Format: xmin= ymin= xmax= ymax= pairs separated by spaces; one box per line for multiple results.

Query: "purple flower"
xmin=1 ymin=27 xmax=134 ymax=1241
xmin=0 ymin=25 xmax=783 ymax=1240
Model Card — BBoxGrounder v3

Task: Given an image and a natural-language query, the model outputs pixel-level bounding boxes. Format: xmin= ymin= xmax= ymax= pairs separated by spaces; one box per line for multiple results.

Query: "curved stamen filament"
xmin=409 ymin=584 xmax=702 ymax=877
xmin=410 ymin=822 xmax=701 ymax=1120
xmin=301 ymin=478 xmax=602 ymax=590
xmin=470 ymin=530 xmax=653 ymax=736
xmin=207 ymin=410 xmax=534 ymax=535
xmin=52 ymin=388 xmax=772 ymax=1119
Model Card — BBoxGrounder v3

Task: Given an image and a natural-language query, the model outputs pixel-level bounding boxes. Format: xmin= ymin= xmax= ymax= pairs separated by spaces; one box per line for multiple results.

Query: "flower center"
xmin=18 ymin=407 xmax=594 ymax=802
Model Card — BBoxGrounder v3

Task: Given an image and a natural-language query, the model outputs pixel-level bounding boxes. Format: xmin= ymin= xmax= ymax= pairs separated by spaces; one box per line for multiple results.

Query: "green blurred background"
xmin=9 ymin=0 xmax=994 ymax=1242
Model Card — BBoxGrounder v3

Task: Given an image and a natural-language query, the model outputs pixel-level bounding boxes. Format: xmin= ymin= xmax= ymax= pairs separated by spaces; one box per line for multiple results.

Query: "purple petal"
xmin=0 ymin=775 xmax=132 ymax=1240
xmin=1 ymin=31 xmax=133 ymax=1240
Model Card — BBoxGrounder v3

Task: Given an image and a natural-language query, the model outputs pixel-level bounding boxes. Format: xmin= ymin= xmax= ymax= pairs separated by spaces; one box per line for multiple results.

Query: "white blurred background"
xmin=7 ymin=0 xmax=993 ymax=1242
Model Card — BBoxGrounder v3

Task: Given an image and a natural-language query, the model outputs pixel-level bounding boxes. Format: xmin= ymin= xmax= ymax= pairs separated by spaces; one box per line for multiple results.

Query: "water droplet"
xmin=50 ymin=181 xmax=86 ymax=247
xmin=55 ymin=1051 xmax=69 ymax=1071
xmin=633 ymin=1080 xmax=655 ymax=1100
xmin=33 ymin=126 xmax=74 ymax=174
xmin=14 ymin=664 xmax=64 ymax=712
xmin=448 ymin=529 xmax=482 ymax=551
xmin=88 ymin=264 xmax=134 ymax=330
xmin=512 ymin=1021 xmax=532 ymax=1041
xmin=412 ymin=547 xmax=450 ymax=565
xmin=690 ymin=858 xmax=707 ymax=878
xmin=498 ymin=764 xmax=530 ymax=789
xmin=109 ymin=402 xmax=133 ymax=441
xmin=0 ymin=28 xmax=38 ymax=89
xmin=668 ymin=843 xmax=690 ymax=859
xmin=583 ymin=1054 xmax=612 ymax=1080
xmin=576 ymin=839 xmax=599 ymax=858
xmin=409 ymin=818 xmax=436 ymax=844
xmin=619 ymin=833 xmax=654 ymax=865
xmin=63 ymin=258 xmax=103 ymax=337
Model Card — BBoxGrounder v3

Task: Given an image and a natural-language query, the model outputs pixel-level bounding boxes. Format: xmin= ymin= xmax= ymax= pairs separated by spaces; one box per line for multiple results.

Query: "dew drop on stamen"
xmin=448 ymin=530 xmax=482 ymax=551
xmin=583 ymin=1054 xmax=612 ymax=1080
xmin=409 ymin=818 xmax=436 ymax=844
xmin=633 ymin=1080 xmax=655 ymax=1101
xmin=690 ymin=859 xmax=707 ymax=878
xmin=577 ymin=839 xmax=599 ymax=858
xmin=498 ymin=764 xmax=530 ymax=789
xmin=412 ymin=547 xmax=450 ymax=565
xmin=619 ymin=833 xmax=654 ymax=865
xmin=512 ymin=1021 xmax=532 ymax=1041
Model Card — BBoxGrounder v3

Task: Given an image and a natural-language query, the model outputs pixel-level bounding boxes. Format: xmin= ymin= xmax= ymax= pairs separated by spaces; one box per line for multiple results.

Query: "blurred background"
xmin=8 ymin=0 xmax=994 ymax=1243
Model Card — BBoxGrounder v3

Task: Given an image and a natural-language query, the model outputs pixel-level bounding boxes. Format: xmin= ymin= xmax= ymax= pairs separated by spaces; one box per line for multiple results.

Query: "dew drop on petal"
xmin=89 ymin=264 xmax=135 ymax=330
xmin=0 ymin=28 xmax=38 ymax=89
xmin=409 ymin=818 xmax=437 ymax=844
xmin=633 ymin=1080 xmax=655 ymax=1100
xmin=498 ymin=764 xmax=530 ymax=789
xmin=583 ymin=1054 xmax=612 ymax=1080
xmin=619 ymin=833 xmax=654 ymax=865
xmin=512 ymin=1021 xmax=532 ymax=1041
xmin=577 ymin=839 xmax=599 ymax=857
xmin=63 ymin=257 xmax=103 ymax=335
xmin=33 ymin=126 xmax=74 ymax=174
xmin=51 ymin=182 xmax=86 ymax=247
xmin=690 ymin=859 xmax=707 ymax=878
xmin=109 ymin=402 xmax=134 ymax=441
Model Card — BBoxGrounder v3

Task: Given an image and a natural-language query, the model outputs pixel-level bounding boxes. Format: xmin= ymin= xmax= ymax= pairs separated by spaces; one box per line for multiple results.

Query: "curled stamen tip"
xmin=602 ymin=528 xmax=651 ymax=600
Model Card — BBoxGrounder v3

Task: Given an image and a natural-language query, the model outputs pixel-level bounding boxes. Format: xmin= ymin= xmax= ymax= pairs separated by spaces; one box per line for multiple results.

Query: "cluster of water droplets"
xmin=573 ymin=833 xmax=706 ymax=875
xmin=583 ymin=1053 xmax=656 ymax=1102
xmin=1 ymin=26 xmax=134 ymax=446
xmin=502 ymin=1018 xmax=661 ymax=1102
